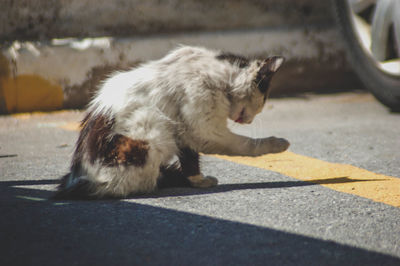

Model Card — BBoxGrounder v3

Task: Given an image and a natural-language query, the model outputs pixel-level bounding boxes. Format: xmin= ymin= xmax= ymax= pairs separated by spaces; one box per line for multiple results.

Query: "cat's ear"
xmin=259 ymin=56 xmax=285 ymax=74
xmin=255 ymin=56 xmax=285 ymax=94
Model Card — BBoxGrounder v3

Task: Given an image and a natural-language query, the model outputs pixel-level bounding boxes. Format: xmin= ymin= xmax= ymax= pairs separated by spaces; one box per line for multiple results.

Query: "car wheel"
xmin=333 ymin=0 xmax=400 ymax=111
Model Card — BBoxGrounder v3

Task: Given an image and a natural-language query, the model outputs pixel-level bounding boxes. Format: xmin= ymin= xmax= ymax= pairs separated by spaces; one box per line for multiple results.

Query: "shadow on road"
xmin=310 ymin=176 xmax=387 ymax=185
xmin=1 ymin=179 xmax=399 ymax=265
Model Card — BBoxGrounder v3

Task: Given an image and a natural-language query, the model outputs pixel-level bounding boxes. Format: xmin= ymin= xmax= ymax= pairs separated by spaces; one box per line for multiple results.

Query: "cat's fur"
xmin=54 ymin=46 xmax=289 ymax=199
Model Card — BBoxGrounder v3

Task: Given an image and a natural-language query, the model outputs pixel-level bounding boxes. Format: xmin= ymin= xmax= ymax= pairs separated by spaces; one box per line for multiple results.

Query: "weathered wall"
xmin=0 ymin=0 xmax=361 ymax=113
xmin=1 ymin=0 xmax=335 ymax=41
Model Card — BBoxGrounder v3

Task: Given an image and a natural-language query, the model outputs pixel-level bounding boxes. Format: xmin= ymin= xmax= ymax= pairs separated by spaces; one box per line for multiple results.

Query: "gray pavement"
xmin=1 ymin=92 xmax=400 ymax=265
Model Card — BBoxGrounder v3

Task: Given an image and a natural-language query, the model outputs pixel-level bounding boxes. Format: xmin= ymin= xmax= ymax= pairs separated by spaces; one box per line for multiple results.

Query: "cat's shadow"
xmin=1 ymin=177 xmax=379 ymax=200
xmin=136 ymin=180 xmax=312 ymax=198
xmin=0 ymin=179 xmax=315 ymax=201
xmin=136 ymin=176 xmax=382 ymax=199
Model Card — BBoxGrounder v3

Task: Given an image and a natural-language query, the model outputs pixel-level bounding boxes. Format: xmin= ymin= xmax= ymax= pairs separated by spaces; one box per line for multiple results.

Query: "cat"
xmin=54 ymin=46 xmax=289 ymax=199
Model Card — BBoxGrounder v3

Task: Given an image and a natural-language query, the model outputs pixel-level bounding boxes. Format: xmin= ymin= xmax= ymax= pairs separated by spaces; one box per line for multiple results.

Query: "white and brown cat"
xmin=54 ymin=46 xmax=289 ymax=199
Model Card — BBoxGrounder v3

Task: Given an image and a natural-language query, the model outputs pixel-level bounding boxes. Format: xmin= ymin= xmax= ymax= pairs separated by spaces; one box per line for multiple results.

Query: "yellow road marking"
xmin=11 ymin=112 xmax=81 ymax=131
xmin=59 ymin=122 xmax=81 ymax=131
xmin=214 ymin=152 xmax=400 ymax=207
xmin=12 ymin=110 xmax=73 ymax=120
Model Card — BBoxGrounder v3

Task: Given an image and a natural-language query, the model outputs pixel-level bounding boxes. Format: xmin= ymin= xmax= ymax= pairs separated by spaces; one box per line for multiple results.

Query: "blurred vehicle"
xmin=333 ymin=0 xmax=400 ymax=111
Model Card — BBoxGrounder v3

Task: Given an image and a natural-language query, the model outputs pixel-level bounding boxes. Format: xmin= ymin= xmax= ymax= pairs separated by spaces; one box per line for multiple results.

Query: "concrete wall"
xmin=0 ymin=0 xmax=361 ymax=113
xmin=1 ymin=0 xmax=334 ymax=41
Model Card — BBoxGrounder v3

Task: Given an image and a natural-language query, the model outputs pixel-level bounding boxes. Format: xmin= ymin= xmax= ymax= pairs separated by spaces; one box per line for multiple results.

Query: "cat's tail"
xmin=53 ymin=163 xmax=191 ymax=199
xmin=52 ymin=172 xmax=98 ymax=200
xmin=157 ymin=162 xmax=191 ymax=188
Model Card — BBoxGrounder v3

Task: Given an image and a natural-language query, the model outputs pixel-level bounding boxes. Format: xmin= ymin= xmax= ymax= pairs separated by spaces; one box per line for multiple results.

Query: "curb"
xmin=0 ymin=27 xmax=361 ymax=114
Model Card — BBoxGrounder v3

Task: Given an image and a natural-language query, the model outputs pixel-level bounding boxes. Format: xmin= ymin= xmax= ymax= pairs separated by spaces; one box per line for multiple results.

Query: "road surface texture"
xmin=1 ymin=92 xmax=399 ymax=265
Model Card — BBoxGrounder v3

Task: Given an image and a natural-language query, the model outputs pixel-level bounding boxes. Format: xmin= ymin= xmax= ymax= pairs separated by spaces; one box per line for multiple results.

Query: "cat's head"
xmin=227 ymin=56 xmax=284 ymax=124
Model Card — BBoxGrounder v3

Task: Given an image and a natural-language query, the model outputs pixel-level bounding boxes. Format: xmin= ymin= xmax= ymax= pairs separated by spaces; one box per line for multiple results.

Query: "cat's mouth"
xmin=235 ymin=108 xmax=245 ymax=124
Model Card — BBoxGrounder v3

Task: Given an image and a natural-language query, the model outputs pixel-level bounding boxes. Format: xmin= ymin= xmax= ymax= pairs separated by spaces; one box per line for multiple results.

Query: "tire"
xmin=333 ymin=0 xmax=400 ymax=111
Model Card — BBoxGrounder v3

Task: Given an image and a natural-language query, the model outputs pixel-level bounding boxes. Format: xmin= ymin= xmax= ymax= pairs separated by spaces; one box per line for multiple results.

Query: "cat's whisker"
xmin=252 ymin=118 xmax=261 ymax=138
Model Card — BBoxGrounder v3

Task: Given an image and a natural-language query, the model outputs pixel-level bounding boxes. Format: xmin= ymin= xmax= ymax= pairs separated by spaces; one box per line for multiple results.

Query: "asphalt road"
xmin=1 ymin=92 xmax=399 ymax=265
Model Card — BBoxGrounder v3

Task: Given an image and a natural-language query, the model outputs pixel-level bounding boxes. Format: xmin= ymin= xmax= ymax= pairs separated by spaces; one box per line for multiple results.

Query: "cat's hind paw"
xmin=188 ymin=174 xmax=218 ymax=188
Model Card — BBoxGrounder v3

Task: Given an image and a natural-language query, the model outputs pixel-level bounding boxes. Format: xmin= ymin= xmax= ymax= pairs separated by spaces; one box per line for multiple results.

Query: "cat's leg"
xmin=179 ymin=147 xmax=218 ymax=188
xmin=200 ymin=129 xmax=289 ymax=156
xmin=157 ymin=162 xmax=191 ymax=188
xmin=55 ymin=108 xmax=180 ymax=198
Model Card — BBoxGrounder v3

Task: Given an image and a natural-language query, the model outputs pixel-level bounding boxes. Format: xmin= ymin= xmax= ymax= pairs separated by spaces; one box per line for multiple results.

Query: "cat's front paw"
xmin=253 ymin=136 xmax=290 ymax=155
xmin=269 ymin=137 xmax=290 ymax=153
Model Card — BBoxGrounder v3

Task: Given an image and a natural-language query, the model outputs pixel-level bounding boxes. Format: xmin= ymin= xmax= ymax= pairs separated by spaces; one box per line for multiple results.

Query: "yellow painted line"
xmin=59 ymin=122 xmax=81 ymax=131
xmin=214 ymin=152 xmax=400 ymax=207
xmin=11 ymin=113 xmax=81 ymax=131
xmin=12 ymin=110 xmax=71 ymax=120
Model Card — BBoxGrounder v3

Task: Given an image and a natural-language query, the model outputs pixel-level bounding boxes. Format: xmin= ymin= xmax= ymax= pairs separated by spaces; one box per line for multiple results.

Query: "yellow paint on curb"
xmin=12 ymin=110 xmax=76 ymax=119
xmin=214 ymin=152 xmax=400 ymax=207
xmin=1 ymin=74 xmax=63 ymax=113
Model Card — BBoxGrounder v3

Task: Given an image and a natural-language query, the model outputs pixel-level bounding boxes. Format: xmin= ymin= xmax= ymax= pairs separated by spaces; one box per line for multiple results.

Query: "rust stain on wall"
xmin=1 ymin=74 xmax=63 ymax=113
xmin=0 ymin=54 xmax=10 ymax=113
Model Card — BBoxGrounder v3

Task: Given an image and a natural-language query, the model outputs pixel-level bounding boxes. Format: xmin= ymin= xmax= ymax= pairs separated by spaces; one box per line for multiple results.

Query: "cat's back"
xmin=159 ymin=46 xmax=217 ymax=65
xmin=158 ymin=46 xmax=234 ymax=87
xmin=93 ymin=46 xmax=214 ymax=98
xmin=90 ymin=46 xmax=233 ymax=113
